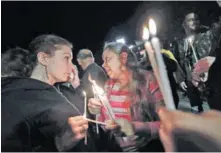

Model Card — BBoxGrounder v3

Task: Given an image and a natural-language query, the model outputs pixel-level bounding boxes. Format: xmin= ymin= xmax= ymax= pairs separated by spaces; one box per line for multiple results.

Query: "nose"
xmin=68 ymin=63 xmax=74 ymax=73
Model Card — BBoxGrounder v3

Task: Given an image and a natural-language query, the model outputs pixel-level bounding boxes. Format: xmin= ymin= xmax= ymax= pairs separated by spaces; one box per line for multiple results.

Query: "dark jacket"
xmin=1 ymin=77 xmax=121 ymax=152
xmin=207 ymin=48 xmax=221 ymax=110
xmin=176 ymin=21 xmax=221 ymax=82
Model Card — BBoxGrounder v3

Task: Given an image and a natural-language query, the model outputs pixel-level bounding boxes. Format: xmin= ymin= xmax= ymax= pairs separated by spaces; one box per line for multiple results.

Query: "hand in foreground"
xmin=68 ymin=116 xmax=88 ymax=141
xmin=157 ymin=107 xmax=221 ymax=152
xmin=88 ymin=98 xmax=102 ymax=115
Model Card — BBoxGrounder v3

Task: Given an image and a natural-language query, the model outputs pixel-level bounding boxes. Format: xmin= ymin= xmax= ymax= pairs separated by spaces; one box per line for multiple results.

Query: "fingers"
xmin=180 ymin=82 xmax=187 ymax=91
xmin=69 ymin=116 xmax=88 ymax=128
xmin=105 ymin=120 xmax=120 ymax=130
xmin=201 ymin=110 xmax=221 ymax=118
xmin=68 ymin=116 xmax=88 ymax=139
xmin=88 ymin=98 xmax=102 ymax=108
xmin=183 ymin=82 xmax=187 ymax=89
xmin=88 ymin=98 xmax=102 ymax=114
xmin=159 ymin=128 xmax=175 ymax=152
xmin=75 ymin=133 xmax=86 ymax=140
xmin=158 ymin=107 xmax=182 ymax=133
xmin=157 ymin=107 xmax=172 ymax=124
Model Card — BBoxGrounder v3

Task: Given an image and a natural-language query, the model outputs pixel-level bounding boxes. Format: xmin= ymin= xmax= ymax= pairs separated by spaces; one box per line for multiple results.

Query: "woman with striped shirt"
xmin=88 ymin=42 xmax=165 ymax=151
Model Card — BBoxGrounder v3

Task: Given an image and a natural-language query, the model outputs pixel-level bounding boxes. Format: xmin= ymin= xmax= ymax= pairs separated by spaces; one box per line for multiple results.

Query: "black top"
xmin=1 ymin=77 xmax=121 ymax=152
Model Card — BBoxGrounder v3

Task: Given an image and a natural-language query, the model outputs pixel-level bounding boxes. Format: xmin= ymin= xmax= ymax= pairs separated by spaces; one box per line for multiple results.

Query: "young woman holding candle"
xmin=88 ymin=42 xmax=165 ymax=151
xmin=2 ymin=35 xmax=121 ymax=152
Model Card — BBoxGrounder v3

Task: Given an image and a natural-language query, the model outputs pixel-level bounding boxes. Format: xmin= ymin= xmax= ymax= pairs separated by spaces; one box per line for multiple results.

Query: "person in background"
xmin=1 ymin=47 xmax=32 ymax=77
xmin=77 ymin=49 xmax=107 ymax=119
xmin=77 ymin=49 xmax=107 ymax=96
xmin=88 ymin=42 xmax=165 ymax=152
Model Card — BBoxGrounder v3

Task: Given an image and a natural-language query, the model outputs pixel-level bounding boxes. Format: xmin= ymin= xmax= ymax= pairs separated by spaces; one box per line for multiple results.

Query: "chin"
xmin=59 ymin=77 xmax=69 ymax=83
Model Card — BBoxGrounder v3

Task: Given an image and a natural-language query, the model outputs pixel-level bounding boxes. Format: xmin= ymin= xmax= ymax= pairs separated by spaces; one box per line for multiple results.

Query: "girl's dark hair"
xmin=29 ymin=34 xmax=73 ymax=68
xmin=1 ymin=47 xmax=32 ymax=77
xmin=104 ymin=42 xmax=155 ymax=121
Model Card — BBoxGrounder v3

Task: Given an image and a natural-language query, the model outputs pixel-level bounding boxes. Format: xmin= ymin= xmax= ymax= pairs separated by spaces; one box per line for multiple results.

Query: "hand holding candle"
xmin=88 ymin=74 xmax=116 ymax=121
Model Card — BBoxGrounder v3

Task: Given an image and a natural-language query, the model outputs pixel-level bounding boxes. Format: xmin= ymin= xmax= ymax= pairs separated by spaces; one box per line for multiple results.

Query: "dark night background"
xmin=2 ymin=1 xmax=221 ymax=66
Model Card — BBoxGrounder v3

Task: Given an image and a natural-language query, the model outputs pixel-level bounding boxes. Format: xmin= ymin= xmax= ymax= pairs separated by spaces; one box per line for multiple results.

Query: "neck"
xmin=83 ymin=61 xmax=93 ymax=70
xmin=185 ymin=28 xmax=197 ymax=37
xmin=31 ymin=64 xmax=55 ymax=85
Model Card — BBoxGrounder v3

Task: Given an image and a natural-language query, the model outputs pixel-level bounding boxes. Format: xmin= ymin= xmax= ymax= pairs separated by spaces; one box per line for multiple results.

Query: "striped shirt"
xmin=98 ymin=70 xmax=163 ymax=151
xmin=99 ymin=81 xmax=132 ymax=122
xmin=98 ymin=70 xmax=163 ymax=122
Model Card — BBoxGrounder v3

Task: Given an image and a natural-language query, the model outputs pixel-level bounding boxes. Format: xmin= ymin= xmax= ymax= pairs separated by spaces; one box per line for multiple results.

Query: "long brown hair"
xmin=103 ymin=42 xmax=156 ymax=121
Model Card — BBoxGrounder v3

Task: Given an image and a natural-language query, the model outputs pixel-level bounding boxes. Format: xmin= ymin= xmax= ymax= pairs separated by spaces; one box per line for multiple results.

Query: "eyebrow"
xmin=63 ymin=53 xmax=72 ymax=57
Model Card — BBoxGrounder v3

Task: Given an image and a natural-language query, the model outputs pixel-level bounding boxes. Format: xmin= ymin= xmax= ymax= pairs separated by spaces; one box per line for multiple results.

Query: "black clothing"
xmin=1 ymin=77 xmax=121 ymax=152
xmin=162 ymin=54 xmax=180 ymax=109
xmin=207 ymin=49 xmax=221 ymax=110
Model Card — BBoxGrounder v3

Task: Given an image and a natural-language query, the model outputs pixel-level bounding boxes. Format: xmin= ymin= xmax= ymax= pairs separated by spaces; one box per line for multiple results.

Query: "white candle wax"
xmin=83 ymin=91 xmax=87 ymax=118
xmin=151 ymin=37 xmax=176 ymax=110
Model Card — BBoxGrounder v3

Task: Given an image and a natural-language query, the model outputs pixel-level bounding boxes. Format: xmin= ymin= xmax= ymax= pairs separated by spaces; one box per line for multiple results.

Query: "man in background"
xmin=176 ymin=12 xmax=221 ymax=113
xmin=77 ymin=49 xmax=107 ymax=118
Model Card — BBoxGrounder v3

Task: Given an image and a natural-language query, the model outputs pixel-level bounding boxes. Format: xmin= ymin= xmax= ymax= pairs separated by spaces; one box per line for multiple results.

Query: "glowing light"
xmin=149 ymin=18 xmax=157 ymax=36
xmin=142 ymin=27 xmax=150 ymax=40
xmin=116 ymin=38 xmax=126 ymax=44
xmin=129 ymin=45 xmax=134 ymax=49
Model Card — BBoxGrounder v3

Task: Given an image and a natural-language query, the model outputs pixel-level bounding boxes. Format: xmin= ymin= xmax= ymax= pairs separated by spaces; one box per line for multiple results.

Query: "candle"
xmin=187 ymin=37 xmax=198 ymax=63
xmin=82 ymin=91 xmax=87 ymax=145
xmin=143 ymin=19 xmax=176 ymax=110
xmin=83 ymin=91 xmax=87 ymax=118
xmin=88 ymin=75 xmax=116 ymax=121
xmin=92 ymin=85 xmax=99 ymax=134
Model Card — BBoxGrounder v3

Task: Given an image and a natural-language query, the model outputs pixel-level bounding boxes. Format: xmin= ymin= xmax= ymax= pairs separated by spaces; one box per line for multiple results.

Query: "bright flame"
xmin=116 ymin=38 xmax=126 ymax=44
xmin=83 ymin=91 xmax=86 ymax=96
xmin=142 ymin=27 xmax=149 ymax=40
xmin=149 ymin=18 xmax=157 ymax=36
xmin=187 ymin=36 xmax=194 ymax=44
xmin=88 ymin=74 xmax=105 ymax=95
xmin=129 ymin=45 xmax=134 ymax=49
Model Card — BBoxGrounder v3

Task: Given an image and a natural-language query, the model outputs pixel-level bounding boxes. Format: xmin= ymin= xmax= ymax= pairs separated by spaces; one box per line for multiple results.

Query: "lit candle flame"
xmin=88 ymin=74 xmax=105 ymax=95
xmin=142 ymin=27 xmax=149 ymax=40
xmin=82 ymin=91 xmax=86 ymax=96
xmin=88 ymin=74 xmax=116 ymax=120
xmin=149 ymin=18 xmax=157 ymax=36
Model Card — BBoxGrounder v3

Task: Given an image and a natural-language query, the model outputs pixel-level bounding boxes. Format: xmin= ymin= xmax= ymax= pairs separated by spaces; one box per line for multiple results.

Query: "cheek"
xmin=109 ymin=60 xmax=122 ymax=74
xmin=49 ymin=59 xmax=67 ymax=77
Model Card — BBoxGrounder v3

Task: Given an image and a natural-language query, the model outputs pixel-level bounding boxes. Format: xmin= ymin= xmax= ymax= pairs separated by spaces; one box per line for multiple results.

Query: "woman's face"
xmin=46 ymin=45 xmax=73 ymax=83
xmin=102 ymin=49 xmax=123 ymax=79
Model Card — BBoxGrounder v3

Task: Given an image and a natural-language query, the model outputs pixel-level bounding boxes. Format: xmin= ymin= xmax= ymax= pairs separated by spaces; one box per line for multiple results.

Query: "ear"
xmin=37 ymin=52 xmax=49 ymax=66
xmin=120 ymin=52 xmax=128 ymax=65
